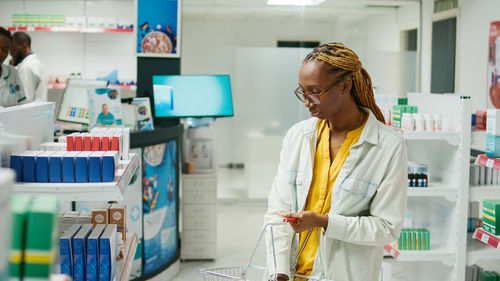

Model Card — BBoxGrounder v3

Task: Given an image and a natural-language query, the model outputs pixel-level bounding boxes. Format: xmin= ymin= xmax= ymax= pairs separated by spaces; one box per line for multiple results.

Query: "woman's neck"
xmin=327 ymin=107 xmax=365 ymax=134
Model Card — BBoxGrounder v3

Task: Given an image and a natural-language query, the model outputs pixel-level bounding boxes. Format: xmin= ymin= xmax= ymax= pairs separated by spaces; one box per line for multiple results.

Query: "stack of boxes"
xmin=374 ymin=95 xmax=408 ymax=126
xmin=482 ymin=199 xmax=500 ymax=236
xmin=9 ymin=195 xmax=59 ymax=281
xmin=12 ymin=14 xmax=65 ymax=27
xmin=396 ymin=228 xmax=430 ymax=250
xmin=59 ymin=223 xmax=117 ymax=281
xmin=9 ymin=150 xmax=118 ymax=183
xmin=486 ymin=109 xmax=500 ymax=158
xmin=392 ymin=104 xmax=418 ymax=129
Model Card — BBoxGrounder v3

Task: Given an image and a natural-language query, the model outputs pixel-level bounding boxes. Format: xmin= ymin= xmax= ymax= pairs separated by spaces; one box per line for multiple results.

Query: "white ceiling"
xmin=182 ymin=0 xmax=420 ymax=23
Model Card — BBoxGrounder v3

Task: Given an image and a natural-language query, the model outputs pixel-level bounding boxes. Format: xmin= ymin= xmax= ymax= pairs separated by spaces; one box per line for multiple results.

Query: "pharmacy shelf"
xmin=469 ymin=185 xmax=500 ymax=202
xmin=407 ymin=182 xmax=458 ymax=201
xmin=7 ymin=26 xmax=133 ymax=33
xmin=475 ymin=154 xmax=500 ymax=170
xmin=117 ymin=233 xmax=139 ymax=281
xmin=13 ymin=153 xmax=139 ymax=201
xmin=47 ymin=82 xmax=136 ymax=91
xmin=467 ymin=233 xmax=500 ymax=265
xmin=394 ymin=247 xmax=456 ymax=265
xmin=401 ymin=131 xmax=460 ymax=146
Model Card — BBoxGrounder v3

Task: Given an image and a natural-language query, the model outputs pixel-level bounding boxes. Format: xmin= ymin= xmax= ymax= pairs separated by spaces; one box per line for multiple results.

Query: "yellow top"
xmin=295 ymin=118 xmax=365 ymax=280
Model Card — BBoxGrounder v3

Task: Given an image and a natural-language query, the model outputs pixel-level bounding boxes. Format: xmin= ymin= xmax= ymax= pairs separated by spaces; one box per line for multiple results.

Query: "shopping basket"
xmin=199 ymin=222 xmax=334 ymax=281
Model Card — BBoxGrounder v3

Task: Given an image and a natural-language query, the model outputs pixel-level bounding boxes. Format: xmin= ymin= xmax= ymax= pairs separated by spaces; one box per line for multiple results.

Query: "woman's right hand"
xmin=270 ymin=274 xmax=289 ymax=281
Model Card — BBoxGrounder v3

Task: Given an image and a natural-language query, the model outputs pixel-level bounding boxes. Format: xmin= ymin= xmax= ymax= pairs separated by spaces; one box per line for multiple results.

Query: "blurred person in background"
xmin=0 ymin=27 xmax=26 ymax=107
xmin=10 ymin=31 xmax=47 ymax=102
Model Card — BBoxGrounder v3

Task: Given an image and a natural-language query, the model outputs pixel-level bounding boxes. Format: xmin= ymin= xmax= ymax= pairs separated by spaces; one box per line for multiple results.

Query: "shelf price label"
xmin=481 ymin=233 xmax=490 ymax=244
xmin=486 ymin=159 xmax=495 ymax=168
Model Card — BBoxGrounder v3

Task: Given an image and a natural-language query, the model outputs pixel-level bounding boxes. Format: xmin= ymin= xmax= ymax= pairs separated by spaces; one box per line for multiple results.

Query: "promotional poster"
xmin=88 ymin=88 xmax=124 ymax=129
xmin=142 ymin=140 xmax=178 ymax=274
xmin=132 ymin=97 xmax=154 ymax=131
xmin=137 ymin=0 xmax=180 ymax=57
xmin=488 ymin=21 xmax=500 ymax=109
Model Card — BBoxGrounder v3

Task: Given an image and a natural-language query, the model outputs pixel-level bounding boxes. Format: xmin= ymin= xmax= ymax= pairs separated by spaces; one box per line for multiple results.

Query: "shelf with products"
xmin=47 ymin=82 xmax=136 ymax=91
xmin=13 ymin=153 xmax=139 ymax=201
xmin=467 ymin=232 xmax=500 ymax=266
xmin=407 ymin=182 xmax=459 ymax=201
xmin=7 ymin=26 xmax=134 ymax=33
xmin=472 ymin=228 xmax=500 ymax=250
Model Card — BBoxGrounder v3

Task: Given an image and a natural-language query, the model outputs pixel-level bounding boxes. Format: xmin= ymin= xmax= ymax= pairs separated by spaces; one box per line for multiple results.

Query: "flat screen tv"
xmin=152 ymin=75 xmax=234 ymax=118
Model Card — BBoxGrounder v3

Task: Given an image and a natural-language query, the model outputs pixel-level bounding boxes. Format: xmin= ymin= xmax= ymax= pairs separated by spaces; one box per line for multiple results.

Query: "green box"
xmin=397 ymin=97 xmax=408 ymax=105
xmin=38 ymin=15 xmax=51 ymax=27
xmin=12 ymin=14 xmax=26 ymax=27
xmin=410 ymin=106 xmax=418 ymax=114
xmin=51 ymin=14 xmax=65 ymax=26
xmin=392 ymin=105 xmax=408 ymax=128
xmin=23 ymin=196 xmax=59 ymax=280
xmin=9 ymin=195 xmax=32 ymax=280
xmin=483 ymin=199 xmax=500 ymax=235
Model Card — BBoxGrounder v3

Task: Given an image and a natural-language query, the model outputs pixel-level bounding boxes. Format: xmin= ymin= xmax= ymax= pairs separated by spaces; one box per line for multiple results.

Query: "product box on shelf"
xmin=49 ymin=151 xmax=66 ymax=183
xmin=89 ymin=151 xmax=104 ymax=182
xmin=476 ymin=110 xmax=487 ymax=130
xmin=86 ymin=224 xmax=106 ymax=281
xmin=486 ymin=134 xmax=500 ymax=158
xmin=10 ymin=153 xmax=23 ymax=182
xmin=60 ymin=224 xmax=82 ymax=279
xmin=9 ymin=195 xmax=31 ymax=281
xmin=75 ymin=152 xmax=92 ymax=183
xmin=22 ymin=151 xmax=43 ymax=182
xmin=73 ymin=224 xmax=93 ymax=281
xmin=36 ymin=151 xmax=55 ymax=183
xmin=92 ymin=208 xmax=109 ymax=226
xmin=99 ymin=224 xmax=117 ymax=281
xmin=483 ymin=199 xmax=500 ymax=235
xmin=109 ymin=204 xmax=126 ymax=241
xmin=23 ymin=196 xmax=59 ymax=281
xmin=102 ymin=151 xmax=118 ymax=182
xmin=62 ymin=151 xmax=80 ymax=183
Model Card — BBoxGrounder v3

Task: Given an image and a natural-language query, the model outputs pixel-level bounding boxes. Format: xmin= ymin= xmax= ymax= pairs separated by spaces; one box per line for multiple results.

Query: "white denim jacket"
xmin=264 ymin=108 xmax=407 ymax=281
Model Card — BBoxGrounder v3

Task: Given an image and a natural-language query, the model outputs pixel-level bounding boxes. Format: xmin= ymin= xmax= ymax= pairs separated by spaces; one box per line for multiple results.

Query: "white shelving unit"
xmin=13 ymin=153 xmax=139 ymax=201
xmin=467 ymin=153 xmax=500 ymax=268
xmin=385 ymin=93 xmax=471 ymax=281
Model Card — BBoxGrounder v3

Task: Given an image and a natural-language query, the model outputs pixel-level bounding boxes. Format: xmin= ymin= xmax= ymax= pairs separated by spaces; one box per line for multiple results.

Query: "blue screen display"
xmin=153 ymin=75 xmax=234 ymax=117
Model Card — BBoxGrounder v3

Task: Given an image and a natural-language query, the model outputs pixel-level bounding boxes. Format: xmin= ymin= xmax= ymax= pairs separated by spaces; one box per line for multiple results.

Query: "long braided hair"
xmin=304 ymin=43 xmax=385 ymax=124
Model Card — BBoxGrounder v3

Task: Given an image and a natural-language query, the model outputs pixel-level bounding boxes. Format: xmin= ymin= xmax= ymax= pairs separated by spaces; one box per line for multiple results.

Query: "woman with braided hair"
xmin=264 ymin=43 xmax=407 ymax=281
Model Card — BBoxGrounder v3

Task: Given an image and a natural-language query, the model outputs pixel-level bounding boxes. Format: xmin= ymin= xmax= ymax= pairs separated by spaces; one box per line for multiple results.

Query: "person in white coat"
xmin=0 ymin=27 xmax=26 ymax=107
xmin=10 ymin=31 xmax=47 ymax=102
xmin=264 ymin=43 xmax=407 ymax=281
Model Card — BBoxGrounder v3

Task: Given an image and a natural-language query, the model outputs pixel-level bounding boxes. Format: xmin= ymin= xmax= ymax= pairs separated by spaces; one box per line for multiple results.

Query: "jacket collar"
xmin=300 ymin=107 xmax=379 ymax=146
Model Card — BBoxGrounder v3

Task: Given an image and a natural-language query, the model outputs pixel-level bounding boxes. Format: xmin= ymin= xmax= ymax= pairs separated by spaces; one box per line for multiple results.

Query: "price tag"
xmin=481 ymin=233 xmax=490 ymax=244
xmin=486 ymin=159 xmax=495 ymax=168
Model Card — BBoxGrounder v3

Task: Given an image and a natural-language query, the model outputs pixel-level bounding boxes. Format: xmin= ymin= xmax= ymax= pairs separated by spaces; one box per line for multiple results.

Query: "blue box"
xmin=89 ymin=151 xmax=104 ymax=183
xmin=60 ymin=224 xmax=82 ymax=279
xmin=72 ymin=224 xmax=93 ymax=281
xmin=102 ymin=151 xmax=118 ymax=182
xmin=486 ymin=134 xmax=500 ymax=158
xmin=99 ymin=224 xmax=117 ymax=281
xmin=9 ymin=153 xmax=23 ymax=182
xmin=49 ymin=152 xmax=66 ymax=183
xmin=63 ymin=152 xmax=80 ymax=183
xmin=75 ymin=152 xmax=92 ymax=183
xmin=86 ymin=224 xmax=106 ymax=281
xmin=36 ymin=151 xmax=55 ymax=183
xmin=22 ymin=151 xmax=43 ymax=182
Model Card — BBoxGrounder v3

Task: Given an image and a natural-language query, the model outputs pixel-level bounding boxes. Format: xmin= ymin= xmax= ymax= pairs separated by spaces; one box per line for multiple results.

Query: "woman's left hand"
xmin=281 ymin=211 xmax=329 ymax=233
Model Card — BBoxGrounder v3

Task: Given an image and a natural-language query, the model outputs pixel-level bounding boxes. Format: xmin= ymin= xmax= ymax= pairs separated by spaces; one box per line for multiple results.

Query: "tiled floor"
xmin=172 ymin=201 xmax=268 ymax=281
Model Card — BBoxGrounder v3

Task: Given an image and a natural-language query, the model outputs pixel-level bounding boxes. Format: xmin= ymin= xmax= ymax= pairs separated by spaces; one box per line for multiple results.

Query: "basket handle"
xmin=241 ymin=222 xmax=285 ymax=281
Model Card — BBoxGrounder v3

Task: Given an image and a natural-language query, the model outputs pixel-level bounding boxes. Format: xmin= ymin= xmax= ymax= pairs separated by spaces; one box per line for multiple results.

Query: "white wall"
xmin=457 ymin=0 xmax=500 ymax=112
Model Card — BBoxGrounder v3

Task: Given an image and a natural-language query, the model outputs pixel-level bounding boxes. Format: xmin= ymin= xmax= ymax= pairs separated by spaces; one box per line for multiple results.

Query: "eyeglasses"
xmin=294 ymin=78 xmax=344 ymax=104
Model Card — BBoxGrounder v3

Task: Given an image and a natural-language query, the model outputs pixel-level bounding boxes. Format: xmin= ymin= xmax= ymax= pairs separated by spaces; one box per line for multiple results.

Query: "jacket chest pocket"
xmin=334 ymin=176 xmax=377 ymax=214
